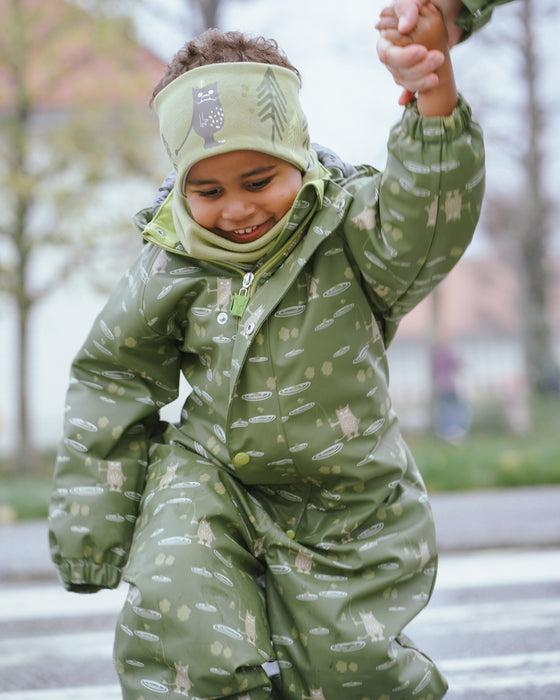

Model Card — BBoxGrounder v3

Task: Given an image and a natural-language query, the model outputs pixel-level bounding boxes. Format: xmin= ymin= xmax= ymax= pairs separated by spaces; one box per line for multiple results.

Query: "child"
xmin=49 ymin=5 xmax=484 ymax=699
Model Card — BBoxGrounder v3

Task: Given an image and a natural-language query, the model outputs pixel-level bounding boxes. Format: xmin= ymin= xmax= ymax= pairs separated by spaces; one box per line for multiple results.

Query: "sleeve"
xmin=456 ymin=0 xmax=516 ymax=39
xmin=48 ymin=246 xmax=183 ymax=592
xmin=343 ymin=95 xmax=485 ymax=344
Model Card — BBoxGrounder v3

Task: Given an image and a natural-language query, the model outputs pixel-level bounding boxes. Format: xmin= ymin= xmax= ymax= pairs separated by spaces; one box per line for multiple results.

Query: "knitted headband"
xmin=153 ymin=62 xmax=312 ymax=185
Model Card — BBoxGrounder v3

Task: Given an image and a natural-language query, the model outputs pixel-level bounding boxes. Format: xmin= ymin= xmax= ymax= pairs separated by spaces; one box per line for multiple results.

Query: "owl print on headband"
xmin=154 ymin=62 xmax=312 ymax=180
xmin=175 ymin=81 xmax=225 ymax=155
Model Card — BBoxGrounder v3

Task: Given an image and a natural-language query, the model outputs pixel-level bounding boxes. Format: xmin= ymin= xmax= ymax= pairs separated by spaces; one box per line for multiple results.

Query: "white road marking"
xmin=442 ymin=650 xmax=560 ymax=672
xmin=442 ymin=650 xmax=560 ymax=692
xmin=0 ymin=631 xmax=114 ymax=667
xmin=1 ymin=550 xmax=559 ymax=698
xmin=2 ymin=549 xmax=558 ymax=623
xmin=409 ymin=596 xmax=560 ymax=634
xmin=0 ymin=686 xmax=121 ymax=700
xmin=0 ymin=585 xmax=126 ymax=622
xmin=2 ymin=652 xmax=560 ymax=698
xmin=2 ymin=594 xmax=559 ymax=669
xmin=435 ymin=548 xmax=560 ymax=590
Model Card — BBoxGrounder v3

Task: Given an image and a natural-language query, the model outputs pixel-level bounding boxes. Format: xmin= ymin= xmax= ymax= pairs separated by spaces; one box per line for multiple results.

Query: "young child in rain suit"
xmin=49 ymin=5 xmax=484 ymax=699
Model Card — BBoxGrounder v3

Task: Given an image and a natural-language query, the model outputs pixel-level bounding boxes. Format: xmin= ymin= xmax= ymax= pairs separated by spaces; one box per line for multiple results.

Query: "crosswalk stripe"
xmin=1 ymin=597 xmax=558 ymax=673
xmin=2 ymin=593 xmax=559 ymax=656
xmin=0 ymin=686 xmax=121 ymax=700
xmin=447 ymin=670 xmax=560 ymax=693
xmin=0 ymin=585 xmax=126 ymax=622
xmin=408 ymin=597 xmax=560 ymax=634
xmin=442 ymin=650 xmax=560 ymax=672
xmin=2 ymin=651 xmax=560 ymax=698
xmin=1 ymin=549 xmax=558 ymax=623
xmin=2 ymin=549 xmax=558 ymax=623
xmin=435 ymin=548 xmax=560 ymax=589
xmin=0 ymin=631 xmax=114 ymax=667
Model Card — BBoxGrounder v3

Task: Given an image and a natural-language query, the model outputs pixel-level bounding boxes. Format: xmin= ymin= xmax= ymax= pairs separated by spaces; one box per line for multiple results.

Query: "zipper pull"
xmin=230 ymin=271 xmax=255 ymax=318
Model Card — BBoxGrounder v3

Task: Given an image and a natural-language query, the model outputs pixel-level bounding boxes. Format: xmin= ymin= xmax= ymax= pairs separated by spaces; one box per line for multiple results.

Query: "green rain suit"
xmin=456 ymin=0 xmax=517 ymax=37
xmin=49 ymin=98 xmax=484 ymax=700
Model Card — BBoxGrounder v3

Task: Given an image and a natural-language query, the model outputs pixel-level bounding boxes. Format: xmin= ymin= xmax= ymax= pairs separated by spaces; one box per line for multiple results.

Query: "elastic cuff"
xmin=401 ymin=94 xmax=474 ymax=141
xmin=56 ymin=560 xmax=122 ymax=592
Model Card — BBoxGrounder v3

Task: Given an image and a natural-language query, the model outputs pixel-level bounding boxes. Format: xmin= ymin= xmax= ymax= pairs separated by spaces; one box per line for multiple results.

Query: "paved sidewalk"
xmin=1 ymin=485 xmax=559 ymax=582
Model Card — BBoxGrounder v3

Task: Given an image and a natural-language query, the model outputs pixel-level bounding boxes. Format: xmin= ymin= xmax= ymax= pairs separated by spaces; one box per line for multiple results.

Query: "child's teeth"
xmin=235 ymin=226 xmax=257 ymax=234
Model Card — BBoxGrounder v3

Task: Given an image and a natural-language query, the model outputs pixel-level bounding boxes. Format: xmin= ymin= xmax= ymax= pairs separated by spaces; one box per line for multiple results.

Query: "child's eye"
xmin=198 ymin=187 xmax=222 ymax=198
xmin=247 ymin=177 xmax=272 ymax=191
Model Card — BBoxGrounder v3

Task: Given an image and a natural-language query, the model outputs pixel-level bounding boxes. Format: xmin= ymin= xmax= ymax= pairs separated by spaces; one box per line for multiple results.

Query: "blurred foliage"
xmin=0 ymin=0 xmax=166 ymax=463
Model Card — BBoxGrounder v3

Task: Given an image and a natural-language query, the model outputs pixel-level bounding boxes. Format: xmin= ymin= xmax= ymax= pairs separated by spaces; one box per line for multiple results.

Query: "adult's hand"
xmin=391 ymin=0 xmax=424 ymax=34
xmin=390 ymin=0 xmax=464 ymax=44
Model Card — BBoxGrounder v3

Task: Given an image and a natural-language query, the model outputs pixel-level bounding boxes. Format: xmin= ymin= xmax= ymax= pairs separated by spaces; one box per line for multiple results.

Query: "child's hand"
xmin=380 ymin=2 xmax=448 ymax=53
xmin=376 ymin=3 xmax=448 ymax=105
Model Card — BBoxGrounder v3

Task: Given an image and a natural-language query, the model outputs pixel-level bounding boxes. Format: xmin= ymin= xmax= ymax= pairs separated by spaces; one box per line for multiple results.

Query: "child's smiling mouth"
xmin=219 ymin=221 xmax=271 ymax=243
xmin=234 ymin=226 xmax=259 ymax=235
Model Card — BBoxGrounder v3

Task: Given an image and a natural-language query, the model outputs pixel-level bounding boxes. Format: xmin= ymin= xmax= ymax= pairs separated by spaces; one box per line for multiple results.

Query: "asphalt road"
xmin=1 ymin=547 xmax=559 ymax=698
xmin=0 ymin=485 xmax=559 ymax=698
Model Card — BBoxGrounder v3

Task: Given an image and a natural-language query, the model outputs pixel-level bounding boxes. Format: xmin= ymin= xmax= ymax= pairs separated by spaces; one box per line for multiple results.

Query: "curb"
xmin=430 ymin=485 xmax=560 ymax=552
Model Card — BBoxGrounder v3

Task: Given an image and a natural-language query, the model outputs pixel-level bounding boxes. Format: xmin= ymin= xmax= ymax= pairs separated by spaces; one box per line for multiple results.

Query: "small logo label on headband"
xmin=175 ymin=81 xmax=226 ymax=155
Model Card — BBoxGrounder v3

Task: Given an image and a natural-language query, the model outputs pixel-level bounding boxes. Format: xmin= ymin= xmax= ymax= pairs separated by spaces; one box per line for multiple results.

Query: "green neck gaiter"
xmin=153 ymin=61 xmax=321 ymax=264
xmin=171 ymin=155 xmax=327 ymax=264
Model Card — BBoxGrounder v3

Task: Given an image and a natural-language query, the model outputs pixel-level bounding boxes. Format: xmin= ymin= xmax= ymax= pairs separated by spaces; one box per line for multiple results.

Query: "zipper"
xmin=230 ymin=271 xmax=255 ymax=318
xmin=228 ymin=216 xmax=314 ymax=318
xmin=224 ymin=194 xmax=321 ymax=319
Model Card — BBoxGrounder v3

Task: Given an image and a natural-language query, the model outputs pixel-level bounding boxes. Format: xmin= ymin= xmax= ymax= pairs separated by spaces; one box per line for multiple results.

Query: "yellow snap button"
xmin=286 ymin=530 xmax=296 ymax=539
xmin=233 ymin=452 xmax=250 ymax=467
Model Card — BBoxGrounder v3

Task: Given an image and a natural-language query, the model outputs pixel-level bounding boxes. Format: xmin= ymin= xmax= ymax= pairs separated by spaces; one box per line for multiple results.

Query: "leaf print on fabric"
xmin=257 ymin=68 xmax=288 ymax=150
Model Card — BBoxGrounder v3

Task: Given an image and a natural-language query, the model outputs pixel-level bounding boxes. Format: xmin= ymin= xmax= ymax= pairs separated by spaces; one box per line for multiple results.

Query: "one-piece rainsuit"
xmin=49 ymin=97 xmax=484 ymax=699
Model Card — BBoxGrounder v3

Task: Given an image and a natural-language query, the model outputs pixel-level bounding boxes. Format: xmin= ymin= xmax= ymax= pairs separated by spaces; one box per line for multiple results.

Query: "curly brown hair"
xmin=150 ymin=29 xmax=301 ymax=106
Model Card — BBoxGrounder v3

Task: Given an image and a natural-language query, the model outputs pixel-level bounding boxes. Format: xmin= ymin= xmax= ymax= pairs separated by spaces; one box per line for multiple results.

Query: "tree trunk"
xmin=13 ymin=143 xmax=34 ymax=473
xmin=189 ymin=0 xmax=222 ymax=30
xmin=11 ymin=0 xmax=35 ymax=472
xmin=518 ymin=0 xmax=556 ymax=393
xmin=15 ymin=286 xmax=34 ymax=473
xmin=198 ymin=0 xmax=221 ymax=28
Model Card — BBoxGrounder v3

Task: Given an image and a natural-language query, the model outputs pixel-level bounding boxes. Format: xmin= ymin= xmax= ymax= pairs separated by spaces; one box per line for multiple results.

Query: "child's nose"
xmin=222 ymin=195 xmax=256 ymax=221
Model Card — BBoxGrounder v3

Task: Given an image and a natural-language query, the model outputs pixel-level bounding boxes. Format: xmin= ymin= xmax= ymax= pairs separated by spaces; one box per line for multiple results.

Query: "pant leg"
xmin=114 ymin=446 xmax=278 ymax=699
xmin=253 ymin=473 xmax=448 ymax=700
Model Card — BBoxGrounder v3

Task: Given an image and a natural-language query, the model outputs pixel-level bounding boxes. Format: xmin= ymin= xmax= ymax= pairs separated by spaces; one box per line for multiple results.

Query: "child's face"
xmin=184 ymin=150 xmax=303 ymax=244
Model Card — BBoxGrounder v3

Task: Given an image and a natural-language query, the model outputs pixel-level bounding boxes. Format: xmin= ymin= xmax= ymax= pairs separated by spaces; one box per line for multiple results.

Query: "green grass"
xmin=0 ymin=450 xmax=55 ymax=523
xmin=0 ymin=475 xmax=54 ymax=522
xmin=1 ymin=396 xmax=559 ymax=521
xmin=407 ymin=394 xmax=560 ymax=492
xmin=409 ymin=431 xmax=560 ymax=492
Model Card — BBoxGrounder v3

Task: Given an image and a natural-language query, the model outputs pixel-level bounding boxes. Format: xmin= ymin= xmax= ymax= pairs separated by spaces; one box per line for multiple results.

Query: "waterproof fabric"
xmin=49 ymin=97 xmax=485 ymax=700
xmin=457 ymin=0 xmax=516 ymax=38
